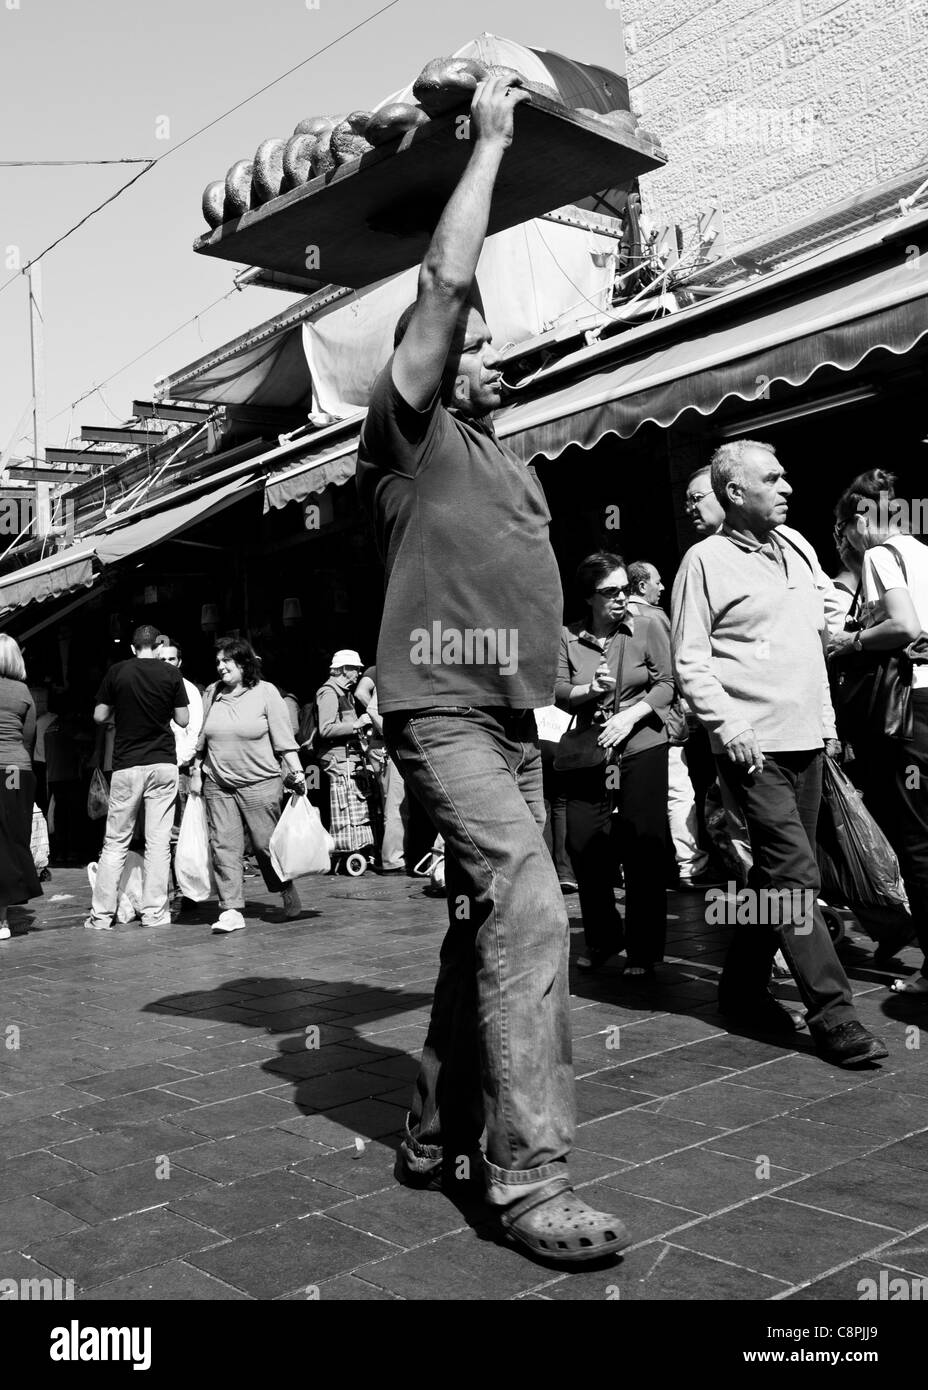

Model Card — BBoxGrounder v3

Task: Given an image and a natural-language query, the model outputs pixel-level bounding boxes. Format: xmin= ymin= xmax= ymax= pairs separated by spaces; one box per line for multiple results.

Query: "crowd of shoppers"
xmin=3 ymin=75 xmax=927 ymax=1279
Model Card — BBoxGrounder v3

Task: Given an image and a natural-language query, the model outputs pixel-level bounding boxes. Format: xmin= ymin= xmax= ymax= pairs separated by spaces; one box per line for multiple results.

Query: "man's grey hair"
xmin=627 ymin=560 xmax=655 ymax=592
xmin=710 ymin=439 xmax=777 ymax=509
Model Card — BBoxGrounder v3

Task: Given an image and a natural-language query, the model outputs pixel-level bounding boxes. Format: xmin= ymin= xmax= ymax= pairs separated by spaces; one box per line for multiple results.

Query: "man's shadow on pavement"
xmin=142 ymin=976 xmax=583 ymax=1256
xmin=143 ymin=976 xmax=494 ymax=1226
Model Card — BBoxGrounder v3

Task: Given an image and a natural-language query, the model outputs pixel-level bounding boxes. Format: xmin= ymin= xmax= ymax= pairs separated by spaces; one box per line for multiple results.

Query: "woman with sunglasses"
xmin=828 ymin=469 xmax=928 ymax=996
xmin=555 ymin=552 xmax=674 ymax=976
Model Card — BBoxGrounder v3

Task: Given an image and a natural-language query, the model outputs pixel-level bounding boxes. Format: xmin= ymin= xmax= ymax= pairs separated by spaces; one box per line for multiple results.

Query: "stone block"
xmin=726 ymin=0 xmax=804 ymax=65
xmin=672 ymin=1194 xmax=898 ymax=1282
xmin=786 ymin=0 xmax=899 ymax=66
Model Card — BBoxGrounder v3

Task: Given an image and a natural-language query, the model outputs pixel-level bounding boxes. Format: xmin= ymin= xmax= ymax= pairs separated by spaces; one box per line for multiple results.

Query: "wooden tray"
xmin=193 ymin=95 xmax=666 ymax=291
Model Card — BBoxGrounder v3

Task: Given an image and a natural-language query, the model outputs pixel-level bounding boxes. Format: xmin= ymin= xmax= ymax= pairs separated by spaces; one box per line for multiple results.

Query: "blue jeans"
xmin=384 ymin=706 xmax=575 ymax=1206
xmin=88 ymin=763 xmax=178 ymax=928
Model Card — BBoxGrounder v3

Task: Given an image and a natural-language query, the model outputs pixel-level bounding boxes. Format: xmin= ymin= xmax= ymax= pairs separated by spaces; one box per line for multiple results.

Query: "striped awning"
xmin=495 ymin=217 xmax=928 ymax=459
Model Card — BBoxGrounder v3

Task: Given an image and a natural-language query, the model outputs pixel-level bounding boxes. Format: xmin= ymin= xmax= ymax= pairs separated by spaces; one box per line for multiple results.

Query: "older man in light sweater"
xmin=671 ymin=439 xmax=887 ymax=1068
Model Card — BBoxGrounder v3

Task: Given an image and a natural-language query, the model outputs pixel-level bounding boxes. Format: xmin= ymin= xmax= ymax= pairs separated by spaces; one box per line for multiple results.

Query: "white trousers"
xmin=667 ymin=744 xmax=709 ymax=879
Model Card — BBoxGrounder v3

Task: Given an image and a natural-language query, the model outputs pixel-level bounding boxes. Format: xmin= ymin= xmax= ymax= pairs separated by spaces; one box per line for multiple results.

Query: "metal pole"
xmin=27 ymin=263 xmax=51 ymax=539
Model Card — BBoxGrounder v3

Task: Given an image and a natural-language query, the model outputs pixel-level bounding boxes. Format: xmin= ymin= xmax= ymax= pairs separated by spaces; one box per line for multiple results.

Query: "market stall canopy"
xmin=494 ymin=211 xmax=928 ymax=459
xmin=263 ymin=431 xmax=362 ymax=513
xmin=258 ymin=208 xmax=928 ymax=509
xmin=163 ymin=214 xmax=618 ymax=410
xmin=0 ymin=472 xmax=257 ymax=618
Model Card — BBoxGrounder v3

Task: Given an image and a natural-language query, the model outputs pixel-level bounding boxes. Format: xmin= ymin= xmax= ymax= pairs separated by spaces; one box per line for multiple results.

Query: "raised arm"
xmin=392 ymin=75 xmax=528 ymax=411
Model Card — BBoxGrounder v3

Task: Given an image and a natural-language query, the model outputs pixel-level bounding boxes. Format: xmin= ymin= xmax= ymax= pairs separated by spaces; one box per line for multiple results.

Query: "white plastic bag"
xmin=87 ymin=850 xmax=144 ymax=923
xmin=31 ymin=804 xmax=49 ymax=872
xmin=269 ymin=793 xmax=333 ymax=879
xmin=87 ymin=768 xmax=109 ymax=821
xmin=174 ymin=793 xmax=215 ymax=901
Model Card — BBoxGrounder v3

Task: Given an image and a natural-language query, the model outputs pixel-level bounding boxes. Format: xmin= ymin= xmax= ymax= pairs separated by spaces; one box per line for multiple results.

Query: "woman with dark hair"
xmin=828 ymin=469 xmax=928 ymax=994
xmin=555 ymin=552 xmax=674 ymax=976
xmin=0 ymin=634 xmax=42 ymax=939
xmin=193 ymin=636 xmax=307 ymax=933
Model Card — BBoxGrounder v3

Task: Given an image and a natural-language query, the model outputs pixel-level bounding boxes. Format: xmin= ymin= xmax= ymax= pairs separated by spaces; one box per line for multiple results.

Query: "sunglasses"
xmin=833 ymin=509 xmax=868 ymax=539
xmin=595 ymin=585 xmax=631 ymax=599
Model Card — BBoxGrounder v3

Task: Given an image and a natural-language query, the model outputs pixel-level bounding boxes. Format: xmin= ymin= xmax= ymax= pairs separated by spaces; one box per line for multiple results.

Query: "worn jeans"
xmin=716 ymin=750 xmax=856 ymax=1034
xmin=378 ymin=755 xmax=406 ymax=870
xmin=203 ymin=774 xmax=289 ymax=911
xmin=88 ymin=763 xmax=178 ymax=928
xmin=384 ymin=706 xmax=575 ymax=1207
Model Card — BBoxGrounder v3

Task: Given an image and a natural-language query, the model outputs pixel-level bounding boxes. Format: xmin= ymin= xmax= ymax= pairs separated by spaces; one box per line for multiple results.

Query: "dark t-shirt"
xmin=96 ymin=658 xmax=188 ymax=772
xmin=356 ymin=360 xmax=563 ymax=713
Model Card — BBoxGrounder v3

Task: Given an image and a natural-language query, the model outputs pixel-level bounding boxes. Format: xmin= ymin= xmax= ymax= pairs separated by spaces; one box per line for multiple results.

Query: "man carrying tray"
xmin=356 ymin=74 xmax=629 ymax=1265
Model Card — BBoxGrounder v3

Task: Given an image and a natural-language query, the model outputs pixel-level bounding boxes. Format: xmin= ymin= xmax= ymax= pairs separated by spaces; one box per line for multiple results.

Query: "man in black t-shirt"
xmin=356 ymin=77 xmax=627 ymax=1266
xmin=85 ymin=623 xmax=189 ymax=931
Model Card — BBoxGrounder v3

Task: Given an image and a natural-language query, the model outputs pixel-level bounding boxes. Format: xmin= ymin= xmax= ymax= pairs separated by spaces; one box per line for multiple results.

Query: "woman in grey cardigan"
xmin=193 ymin=636 xmax=306 ymax=933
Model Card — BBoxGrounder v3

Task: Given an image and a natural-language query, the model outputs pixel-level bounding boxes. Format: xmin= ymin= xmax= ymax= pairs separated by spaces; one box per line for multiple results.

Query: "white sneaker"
xmin=281 ymin=885 xmax=303 ymax=920
xmin=211 ymin=909 xmax=245 ymax=934
xmin=84 ymin=919 xmax=113 ymax=931
xmin=0 ymin=924 xmax=10 ymax=940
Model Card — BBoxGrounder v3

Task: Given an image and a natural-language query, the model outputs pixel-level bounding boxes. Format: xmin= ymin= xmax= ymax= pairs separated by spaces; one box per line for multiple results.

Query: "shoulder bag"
xmin=830 ymin=543 xmax=928 ymax=743
xmin=554 ymin=634 xmax=626 ymax=773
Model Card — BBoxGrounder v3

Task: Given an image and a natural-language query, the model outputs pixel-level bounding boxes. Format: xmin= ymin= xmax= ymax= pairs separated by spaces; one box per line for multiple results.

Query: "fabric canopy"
xmin=0 ymin=472 xmax=256 ymax=617
xmin=496 ymin=233 xmax=928 ymax=460
xmin=264 ymin=436 xmax=361 ymax=512
xmin=161 ymin=327 xmax=313 ymax=409
xmin=0 ymin=549 xmax=97 ymax=616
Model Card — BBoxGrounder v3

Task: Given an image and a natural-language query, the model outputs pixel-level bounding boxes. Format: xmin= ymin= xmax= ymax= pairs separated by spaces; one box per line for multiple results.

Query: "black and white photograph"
xmin=0 ymin=0 xmax=926 ymax=1353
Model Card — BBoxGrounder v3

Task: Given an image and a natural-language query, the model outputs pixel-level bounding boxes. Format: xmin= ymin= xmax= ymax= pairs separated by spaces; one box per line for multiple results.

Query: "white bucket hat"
xmin=330 ymin=649 xmax=363 ymax=669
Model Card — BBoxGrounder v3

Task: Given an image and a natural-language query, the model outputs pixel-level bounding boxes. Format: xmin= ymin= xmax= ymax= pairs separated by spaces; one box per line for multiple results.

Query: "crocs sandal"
xmin=500 ymin=1176 xmax=631 ymax=1265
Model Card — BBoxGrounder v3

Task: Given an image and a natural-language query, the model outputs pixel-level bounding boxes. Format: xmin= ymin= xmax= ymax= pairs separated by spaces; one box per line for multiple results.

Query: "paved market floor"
xmin=1 ymin=864 xmax=926 ymax=1301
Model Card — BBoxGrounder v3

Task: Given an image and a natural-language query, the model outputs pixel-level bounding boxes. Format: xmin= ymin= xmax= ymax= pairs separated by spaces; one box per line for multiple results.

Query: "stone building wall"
xmin=620 ymin=0 xmax=928 ymax=250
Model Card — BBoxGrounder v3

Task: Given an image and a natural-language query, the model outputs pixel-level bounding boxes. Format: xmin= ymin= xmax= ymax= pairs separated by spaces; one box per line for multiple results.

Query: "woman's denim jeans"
xmin=384 ymin=706 xmax=575 ymax=1207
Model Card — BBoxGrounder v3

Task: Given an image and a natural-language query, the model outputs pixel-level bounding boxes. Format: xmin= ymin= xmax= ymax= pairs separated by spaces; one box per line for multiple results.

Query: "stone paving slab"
xmin=0 ymin=865 xmax=925 ymax=1300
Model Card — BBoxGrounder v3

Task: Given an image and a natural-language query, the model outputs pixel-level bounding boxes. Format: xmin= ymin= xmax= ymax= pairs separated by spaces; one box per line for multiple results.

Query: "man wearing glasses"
xmin=684 ymin=465 xmax=726 ymax=536
xmin=671 ymin=439 xmax=887 ymax=1067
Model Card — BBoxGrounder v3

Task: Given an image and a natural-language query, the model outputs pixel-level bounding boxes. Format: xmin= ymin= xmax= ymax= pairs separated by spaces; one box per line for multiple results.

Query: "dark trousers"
xmin=683 ymin=722 xmax=716 ymax=851
xmin=854 ymin=690 xmax=928 ymax=977
xmin=717 ymin=750 xmax=856 ymax=1033
xmin=541 ymin=750 xmax=573 ymax=883
xmin=565 ymin=743 xmax=669 ymax=967
xmin=34 ymin=764 xmax=48 ymax=814
xmin=48 ymin=778 xmax=86 ymax=862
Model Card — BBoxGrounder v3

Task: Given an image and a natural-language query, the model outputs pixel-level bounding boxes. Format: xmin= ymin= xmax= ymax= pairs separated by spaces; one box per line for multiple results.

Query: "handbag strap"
xmin=611 ymin=628 xmax=627 ymax=717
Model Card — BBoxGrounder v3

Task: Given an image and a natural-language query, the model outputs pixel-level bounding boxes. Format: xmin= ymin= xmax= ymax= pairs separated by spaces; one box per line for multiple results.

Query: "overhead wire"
xmin=0 ymin=159 xmax=153 ymax=167
xmin=0 ymin=0 xmax=403 ymax=304
xmin=0 ymin=0 xmax=406 ymax=468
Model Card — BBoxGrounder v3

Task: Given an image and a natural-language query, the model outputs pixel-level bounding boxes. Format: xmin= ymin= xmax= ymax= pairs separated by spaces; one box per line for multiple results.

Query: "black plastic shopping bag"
xmin=816 ymin=758 xmax=912 ymax=948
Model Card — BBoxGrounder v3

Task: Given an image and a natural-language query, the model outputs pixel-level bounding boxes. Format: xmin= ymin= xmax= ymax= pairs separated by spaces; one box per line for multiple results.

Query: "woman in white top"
xmin=829 ymin=469 xmax=928 ymax=995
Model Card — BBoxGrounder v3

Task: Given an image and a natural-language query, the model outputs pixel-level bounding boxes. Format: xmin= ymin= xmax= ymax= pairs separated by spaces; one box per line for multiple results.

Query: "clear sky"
xmin=0 ymin=0 xmax=626 ymax=458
